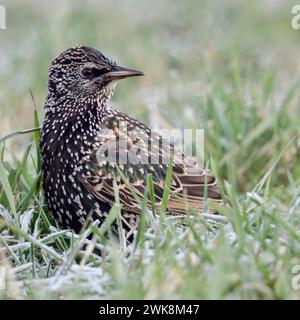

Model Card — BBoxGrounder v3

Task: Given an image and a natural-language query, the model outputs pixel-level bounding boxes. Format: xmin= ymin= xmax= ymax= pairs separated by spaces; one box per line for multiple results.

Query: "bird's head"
xmin=48 ymin=45 xmax=144 ymax=103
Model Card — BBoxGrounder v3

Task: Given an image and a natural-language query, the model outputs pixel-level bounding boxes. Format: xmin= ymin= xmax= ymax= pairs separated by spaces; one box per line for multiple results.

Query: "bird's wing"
xmin=79 ymin=110 xmax=223 ymax=216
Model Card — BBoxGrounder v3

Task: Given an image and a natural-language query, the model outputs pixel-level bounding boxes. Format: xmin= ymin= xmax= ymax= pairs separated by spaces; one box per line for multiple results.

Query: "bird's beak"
xmin=104 ymin=65 xmax=144 ymax=82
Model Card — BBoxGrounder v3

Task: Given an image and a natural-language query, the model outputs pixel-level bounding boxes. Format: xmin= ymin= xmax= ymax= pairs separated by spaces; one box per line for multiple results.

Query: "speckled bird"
xmin=41 ymin=45 xmax=223 ymax=240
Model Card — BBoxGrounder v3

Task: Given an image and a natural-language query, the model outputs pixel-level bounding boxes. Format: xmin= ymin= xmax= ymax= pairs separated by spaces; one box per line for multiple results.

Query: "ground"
xmin=0 ymin=0 xmax=300 ymax=299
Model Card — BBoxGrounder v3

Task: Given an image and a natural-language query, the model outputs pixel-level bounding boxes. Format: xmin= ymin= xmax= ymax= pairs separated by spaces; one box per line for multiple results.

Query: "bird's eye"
xmin=81 ymin=68 xmax=94 ymax=79
xmin=81 ymin=67 xmax=109 ymax=79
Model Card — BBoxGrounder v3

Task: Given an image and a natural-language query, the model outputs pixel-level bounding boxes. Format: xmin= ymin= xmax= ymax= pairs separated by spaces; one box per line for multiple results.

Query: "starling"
xmin=41 ymin=45 xmax=223 ymax=240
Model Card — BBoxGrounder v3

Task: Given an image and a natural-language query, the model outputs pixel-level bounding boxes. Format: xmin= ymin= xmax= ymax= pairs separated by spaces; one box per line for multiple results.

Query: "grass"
xmin=0 ymin=0 xmax=300 ymax=300
xmin=1 ymin=72 xmax=300 ymax=299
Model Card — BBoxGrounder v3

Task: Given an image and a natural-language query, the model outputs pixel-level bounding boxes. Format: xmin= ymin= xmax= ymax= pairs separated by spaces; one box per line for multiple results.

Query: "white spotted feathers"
xmin=41 ymin=46 xmax=223 ymax=240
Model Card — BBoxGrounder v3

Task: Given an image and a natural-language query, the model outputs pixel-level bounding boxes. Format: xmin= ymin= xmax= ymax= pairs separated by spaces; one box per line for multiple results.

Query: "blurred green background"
xmin=1 ymin=0 xmax=300 ymax=191
xmin=1 ymin=0 xmax=300 ymax=300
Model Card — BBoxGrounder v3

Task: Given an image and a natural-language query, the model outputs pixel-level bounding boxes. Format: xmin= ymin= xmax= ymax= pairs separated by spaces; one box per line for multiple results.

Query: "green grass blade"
xmin=0 ymin=160 xmax=18 ymax=225
xmin=160 ymin=157 xmax=173 ymax=221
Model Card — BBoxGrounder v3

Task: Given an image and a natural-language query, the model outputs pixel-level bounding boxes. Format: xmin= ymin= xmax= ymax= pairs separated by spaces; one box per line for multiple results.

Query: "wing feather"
xmin=79 ymin=109 xmax=223 ymax=219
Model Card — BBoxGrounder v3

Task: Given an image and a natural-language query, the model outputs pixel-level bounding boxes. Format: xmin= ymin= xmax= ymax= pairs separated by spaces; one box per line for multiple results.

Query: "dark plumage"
xmin=41 ymin=45 xmax=223 ymax=240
